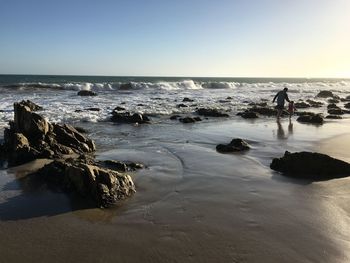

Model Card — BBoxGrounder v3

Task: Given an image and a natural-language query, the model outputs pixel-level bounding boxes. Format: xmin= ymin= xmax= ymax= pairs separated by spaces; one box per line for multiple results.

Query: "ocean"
xmin=0 ymin=74 xmax=349 ymax=131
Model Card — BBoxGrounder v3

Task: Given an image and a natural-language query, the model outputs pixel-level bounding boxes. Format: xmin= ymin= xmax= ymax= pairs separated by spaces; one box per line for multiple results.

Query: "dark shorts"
xmin=275 ymin=105 xmax=284 ymax=110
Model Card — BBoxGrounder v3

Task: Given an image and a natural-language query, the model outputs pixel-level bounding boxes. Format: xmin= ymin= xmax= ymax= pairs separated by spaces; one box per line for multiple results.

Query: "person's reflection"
xmin=276 ymin=119 xmax=286 ymax=140
xmin=276 ymin=119 xmax=294 ymax=140
xmin=288 ymin=118 xmax=294 ymax=134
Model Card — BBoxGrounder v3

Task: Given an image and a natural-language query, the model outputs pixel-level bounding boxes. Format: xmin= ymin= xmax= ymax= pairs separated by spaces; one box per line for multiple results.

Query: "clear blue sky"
xmin=0 ymin=0 xmax=349 ymax=77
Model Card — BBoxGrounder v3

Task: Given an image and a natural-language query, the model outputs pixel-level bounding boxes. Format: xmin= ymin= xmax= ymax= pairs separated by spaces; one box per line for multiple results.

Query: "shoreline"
xmin=1 ymin=117 xmax=350 ymax=262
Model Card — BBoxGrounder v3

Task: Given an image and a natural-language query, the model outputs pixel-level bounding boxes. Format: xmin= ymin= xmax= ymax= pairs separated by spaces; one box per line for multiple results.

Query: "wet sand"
xmin=1 ymin=118 xmax=350 ymax=262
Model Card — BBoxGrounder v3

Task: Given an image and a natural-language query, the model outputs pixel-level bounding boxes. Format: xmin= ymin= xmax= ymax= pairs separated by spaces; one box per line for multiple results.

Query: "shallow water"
xmin=1 ymin=117 xmax=350 ymax=262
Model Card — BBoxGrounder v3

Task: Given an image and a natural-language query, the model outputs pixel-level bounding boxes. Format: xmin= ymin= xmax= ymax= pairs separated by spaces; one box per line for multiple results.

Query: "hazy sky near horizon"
xmin=0 ymin=0 xmax=349 ymax=77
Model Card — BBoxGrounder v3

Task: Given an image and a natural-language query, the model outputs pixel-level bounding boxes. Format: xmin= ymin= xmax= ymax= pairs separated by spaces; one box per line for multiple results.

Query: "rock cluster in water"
xmin=0 ymin=100 xmax=136 ymax=208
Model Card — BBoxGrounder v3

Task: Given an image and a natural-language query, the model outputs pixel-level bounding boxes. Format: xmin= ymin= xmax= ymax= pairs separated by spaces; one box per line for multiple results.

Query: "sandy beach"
xmin=1 ymin=117 xmax=350 ymax=263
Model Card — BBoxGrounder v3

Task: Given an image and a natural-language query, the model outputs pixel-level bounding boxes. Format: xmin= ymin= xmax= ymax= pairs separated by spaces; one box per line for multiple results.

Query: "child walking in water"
xmin=288 ymin=101 xmax=296 ymax=118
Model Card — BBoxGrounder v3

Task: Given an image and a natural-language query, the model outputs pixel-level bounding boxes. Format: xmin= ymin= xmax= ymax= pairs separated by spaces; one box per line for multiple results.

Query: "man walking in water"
xmin=273 ymin=87 xmax=290 ymax=119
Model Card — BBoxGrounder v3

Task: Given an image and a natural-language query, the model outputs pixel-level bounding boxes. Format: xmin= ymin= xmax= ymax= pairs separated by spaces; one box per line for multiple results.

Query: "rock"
xmin=297 ymin=114 xmax=323 ymax=124
xmin=248 ymin=102 xmax=268 ymax=107
xmin=77 ymin=90 xmax=97 ymax=96
xmin=344 ymin=103 xmax=350 ymax=109
xmin=85 ymin=107 xmax=100 ymax=111
xmin=111 ymin=111 xmax=150 ymax=124
xmin=249 ymin=107 xmax=277 ymax=116
xmin=328 ymin=98 xmax=340 ymax=104
xmin=226 ymin=96 xmax=233 ymax=100
xmin=19 ymin=100 xmax=43 ymax=111
xmin=326 ymin=115 xmax=342 ymax=119
xmin=36 ymin=159 xmax=136 ymax=208
xmin=327 ymin=103 xmax=339 ymax=109
xmin=327 ymin=108 xmax=344 ymax=115
xmin=182 ymin=97 xmax=194 ymax=102
xmin=114 ymin=106 xmax=126 ymax=111
xmin=103 ymin=160 xmax=127 ymax=172
xmin=294 ymin=102 xmax=310 ymax=109
xmin=170 ymin=115 xmax=181 ymax=120
xmin=306 ymin=99 xmax=323 ymax=108
xmin=119 ymin=83 xmax=133 ymax=90
xmin=216 ymin=138 xmax=250 ymax=153
xmin=240 ymin=111 xmax=259 ymax=119
xmin=13 ymin=102 xmax=50 ymax=140
xmin=196 ymin=108 xmax=229 ymax=117
xmin=177 ymin=103 xmax=188 ymax=108
xmin=180 ymin=117 xmax=197 ymax=123
xmin=270 ymin=151 xmax=350 ymax=179
xmin=316 ymin=90 xmax=334 ymax=98
xmin=52 ymin=124 xmax=96 ymax=153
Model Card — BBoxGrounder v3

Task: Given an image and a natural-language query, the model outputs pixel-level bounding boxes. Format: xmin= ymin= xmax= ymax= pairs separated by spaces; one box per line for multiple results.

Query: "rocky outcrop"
xmin=111 ymin=111 xmax=150 ymax=124
xmin=306 ymin=99 xmax=323 ymax=108
xmin=77 ymin=90 xmax=97 ymax=96
xmin=35 ymin=159 xmax=135 ymax=208
xmin=270 ymin=151 xmax=350 ymax=180
xmin=19 ymin=100 xmax=43 ymax=111
xmin=196 ymin=108 xmax=229 ymax=117
xmin=2 ymin=101 xmax=95 ymax=166
xmin=328 ymin=98 xmax=340 ymax=104
xmin=216 ymin=138 xmax=250 ymax=153
xmin=297 ymin=114 xmax=323 ymax=124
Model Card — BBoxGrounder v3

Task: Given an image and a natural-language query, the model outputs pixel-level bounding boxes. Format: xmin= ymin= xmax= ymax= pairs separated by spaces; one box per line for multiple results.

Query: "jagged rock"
xmin=297 ymin=114 xmax=323 ymax=124
xmin=216 ymin=138 xmax=250 ymax=153
xmin=19 ymin=100 xmax=43 ymax=111
xmin=2 ymin=101 xmax=96 ymax=166
xmin=77 ymin=90 xmax=97 ymax=96
xmin=294 ymin=102 xmax=310 ymax=109
xmin=306 ymin=99 xmax=323 ymax=108
xmin=326 ymin=115 xmax=342 ymax=119
xmin=13 ymin=102 xmax=50 ymax=140
xmin=111 ymin=111 xmax=150 ymax=124
xmin=196 ymin=108 xmax=229 ymax=117
xmin=182 ymin=97 xmax=194 ymax=102
xmin=316 ymin=90 xmax=334 ymax=98
xmin=35 ymin=159 xmax=136 ymax=208
xmin=270 ymin=151 xmax=350 ymax=179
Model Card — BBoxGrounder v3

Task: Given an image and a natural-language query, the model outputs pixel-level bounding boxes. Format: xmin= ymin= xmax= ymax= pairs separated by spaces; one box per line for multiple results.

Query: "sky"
xmin=0 ymin=0 xmax=349 ymax=77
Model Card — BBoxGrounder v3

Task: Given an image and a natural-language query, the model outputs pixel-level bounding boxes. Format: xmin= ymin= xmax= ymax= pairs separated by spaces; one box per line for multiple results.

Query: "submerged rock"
xmin=77 ymin=90 xmax=97 ymax=96
xmin=239 ymin=111 xmax=259 ymax=119
xmin=182 ymin=97 xmax=194 ymax=102
xmin=306 ymin=99 xmax=323 ymax=108
xmin=270 ymin=151 xmax=350 ymax=179
xmin=111 ymin=111 xmax=150 ymax=124
xmin=179 ymin=116 xmax=202 ymax=123
xmin=196 ymin=108 xmax=229 ymax=117
xmin=216 ymin=138 xmax=250 ymax=153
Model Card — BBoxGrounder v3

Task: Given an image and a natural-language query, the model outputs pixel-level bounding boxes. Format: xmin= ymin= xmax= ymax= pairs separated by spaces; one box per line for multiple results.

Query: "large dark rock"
xmin=344 ymin=103 xmax=350 ymax=109
xmin=36 ymin=159 xmax=135 ymax=208
xmin=111 ymin=111 xmax=150 ymax=124
xmin=19 ymin=100 xmax=43 ymax=111
xmin=326 ymin=115 xmax=342 ymax=119
xmin=270 ymin=151 xmax=350 ymax=179
xmin=297 ymin=114 xmax=323 ymax=124
xmin=2 ymin=101 xmax=96 ymax=166
xmin=327 ymin=108 xmax=344 ymax=115
xmin=316 ymin=90 xmax=335 ymax=98
xmin=179 ymin=117 xmax=201 ymax=123
xmin=77 ymin=90 xmax=97 ymax=96
xmin=216 ymin=138 xmax=250 ymax=153
xmin=182 ymin=97 xmax=194 ymax=102
xmin=328 ymin=98 xmax=340 ymax=104
xmin=196 ymin=108 xmax=229 ymax=117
